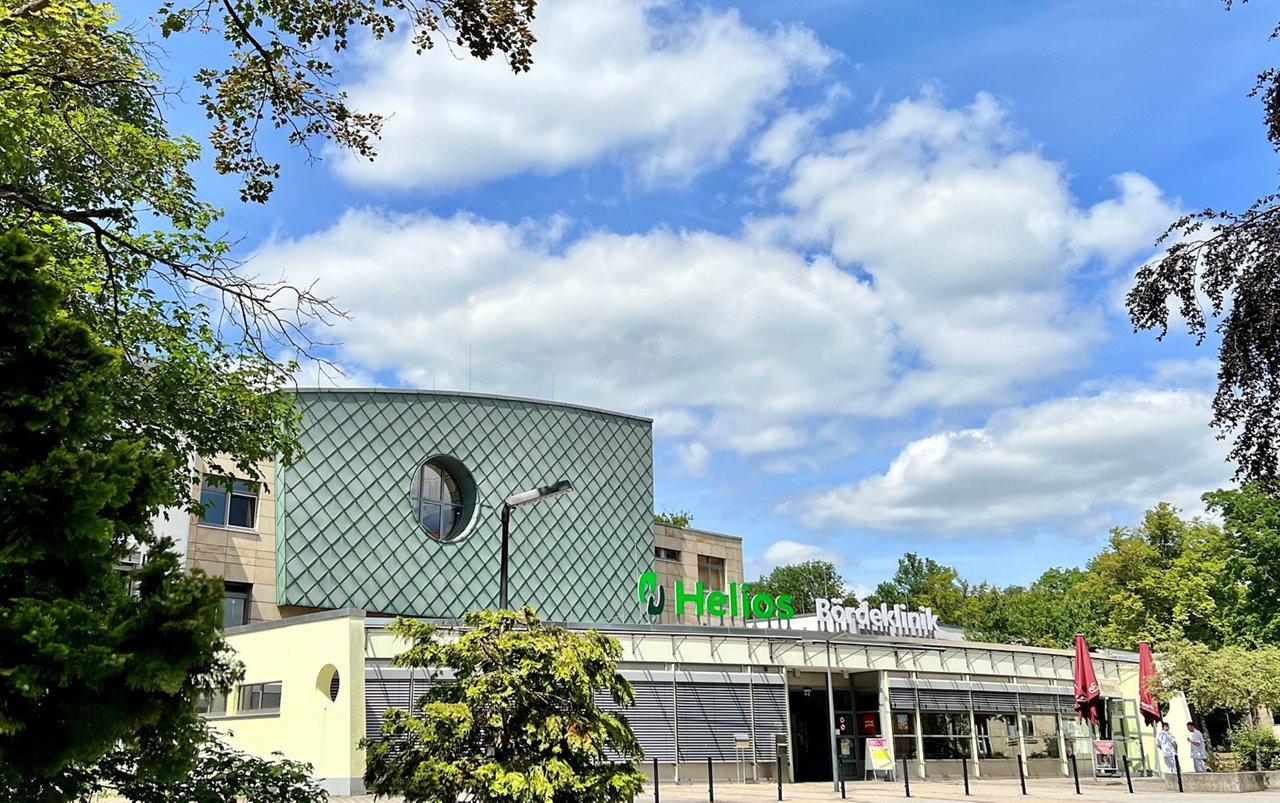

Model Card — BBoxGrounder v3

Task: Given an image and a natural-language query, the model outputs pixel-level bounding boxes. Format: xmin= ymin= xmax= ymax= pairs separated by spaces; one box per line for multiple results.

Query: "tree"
xmin=867 ymin=553 xmax=968 ymax=623
xmin=966 ymin=569 xmax=1108 ymax=649
xmin=1203 ymin=486 xmax=1280 ymax=645
xmin=0 ymin=233 xmax=234 ymax=801
xmin=88 ymin=734 xmax=326 ymax=803
xmin=363 ymin=608 xmax=645 ymax=803
xmin=750 ymin=560 xmax=854 ymax=614
xmin=1126 ymin=1 xmax=1280 ymax=487
xmin=1083 ymin=504 xmax=1230 ymax=648
xmin=1 ymin=0 xmax=540 ymax=499
xmin=653 ymin=510 xmax=693 ymax=528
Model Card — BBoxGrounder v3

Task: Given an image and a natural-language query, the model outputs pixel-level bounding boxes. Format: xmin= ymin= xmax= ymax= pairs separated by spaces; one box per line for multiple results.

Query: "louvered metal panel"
xmin=916 ymin=689 xmax=969 ymax=711
xmin=595 ymin=681 xmax=676 ymax=762
xmin=364 ymin=677 xmax=441 ymax=740
xmin=890 ymin=688 xmax=916 ymax=708
xmin=676 ymin=682 xmax=750 ymax=761
xmin=751 ymin=681 xmax=788 ymax=762
xmin=971 ymin=691 xmax=1018 ymax=712
xmin=1017 ymin=693 xmax=1060 ymax=713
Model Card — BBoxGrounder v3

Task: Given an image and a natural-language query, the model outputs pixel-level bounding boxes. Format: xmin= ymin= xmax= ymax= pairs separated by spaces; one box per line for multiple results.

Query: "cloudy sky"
xmin=163 ymin=0 xmax=1276 ymax=589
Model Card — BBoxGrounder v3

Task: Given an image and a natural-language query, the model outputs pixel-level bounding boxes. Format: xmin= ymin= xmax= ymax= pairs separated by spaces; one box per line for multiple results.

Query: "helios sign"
xmin=815 ymin=599 xmax=940 ymax=638
xmin=638 ymin=572 xmax=795 ymax=619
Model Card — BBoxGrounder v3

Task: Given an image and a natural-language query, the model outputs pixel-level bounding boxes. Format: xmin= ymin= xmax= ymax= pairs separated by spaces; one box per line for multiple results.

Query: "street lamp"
xmin=498 ymin=479 xmax=574 ymax=610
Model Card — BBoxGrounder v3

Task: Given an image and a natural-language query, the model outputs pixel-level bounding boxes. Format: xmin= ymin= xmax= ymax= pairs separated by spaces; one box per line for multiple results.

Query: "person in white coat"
xmin=1187 ymin=722 xmax=1207 ymax=772
xmin=1155 ymin=722 xmax=1177 ymax=774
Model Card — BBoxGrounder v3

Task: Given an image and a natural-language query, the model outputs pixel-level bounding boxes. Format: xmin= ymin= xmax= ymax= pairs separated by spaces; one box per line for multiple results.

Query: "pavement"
xmin=331 ymin=776 xmax=1280 ymax=802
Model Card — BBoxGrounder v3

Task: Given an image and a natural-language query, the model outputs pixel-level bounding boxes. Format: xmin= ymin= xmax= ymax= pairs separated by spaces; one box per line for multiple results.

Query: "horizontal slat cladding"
xmin=676 ymin=682 xmax=749 ymax=761
xmin=751 ymin=681 xmax=788 ymax=762
xmin=365 ymin=678 xmax=443 ymax=741
xmin=596 ymin=681 xmax=677 ymax=762
xmin=1017 ymin=693 xmax=1063 ymax=713
xmin=890 ymin=688 xmax=916 ymax=708
xmin=972 ymin=692 xmax=1018 ymax=712
xmin=917 ymin=689 xmax=969 ymax=711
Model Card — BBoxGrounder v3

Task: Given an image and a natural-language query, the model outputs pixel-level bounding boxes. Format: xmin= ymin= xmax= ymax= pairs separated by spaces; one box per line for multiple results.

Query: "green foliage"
xmin=91 ymin=733 xmax=327 ymax=802
xmin=1155 ymin=640 xmax=1280 ymax=717
xmin=155 ymin=0 xmax=537 ymax=202
xmin=363 ymin=607 xmax=645 ymax=803
xmin=750 ymin=560 xmax=853 ymax=614
xmin=653 ymin=510 xmax=693 ymax=528
xmin=0 ymin=233 xmax=234 ymax=801
xmin=1204 ymin=487 xmax=1280 ymax=645
xmin=1228 ymin=724 xmax=1280 ymax=771
xmin=868 ymin=553 xmax=969 ymax=623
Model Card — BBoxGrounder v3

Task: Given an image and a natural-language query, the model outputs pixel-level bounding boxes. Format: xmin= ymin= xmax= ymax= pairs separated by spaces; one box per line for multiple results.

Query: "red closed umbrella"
xmin=1138 ymin=641 xmax=1162 ymax=726
xmin=1073 ymin=634 xmax=1102 ymax=724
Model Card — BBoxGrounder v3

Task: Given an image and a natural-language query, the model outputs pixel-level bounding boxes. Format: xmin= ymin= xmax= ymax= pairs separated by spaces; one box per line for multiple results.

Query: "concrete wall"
xmin=185 ymin=456 xmax=280 ymax=623
xmin=652 ymin=523 xmax=745 ymax=625
xmin=213 ymin=610 xmax=366 ymax=794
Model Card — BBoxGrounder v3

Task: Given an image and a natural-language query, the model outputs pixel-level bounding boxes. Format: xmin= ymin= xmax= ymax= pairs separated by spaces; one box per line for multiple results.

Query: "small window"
xmin=238 ymin=681 xmax=282 ymax=714
xmin=199 ymin=475 xmax=259 ymax=530
xmin=222 ymin=582 xmax=251 ymax=629
xmin=655 ymin=547 xmax=682 ymax=562
xmin=196 ymin=691 xmax=228 ymax=716
xmin=698 ymin=555 xmax=725 ymax=591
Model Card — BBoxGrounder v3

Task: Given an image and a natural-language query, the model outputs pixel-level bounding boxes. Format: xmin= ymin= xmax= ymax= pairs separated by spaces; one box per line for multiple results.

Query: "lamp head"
xmin=505 ymin=479 xmax=574 ymax=508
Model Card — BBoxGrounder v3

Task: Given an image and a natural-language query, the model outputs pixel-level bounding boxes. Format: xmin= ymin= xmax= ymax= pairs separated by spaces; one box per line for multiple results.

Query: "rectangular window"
xmin=975 ymin=712 xmax=1018 ymax=759
xmin=196 ymin=691 xmax=228 ymax=716
xmin=237 ymin=681 xmax=282 ymax=714
xmin=222 ymin=582 xmax=251 ymax=629
xmin=198 ymin=475 xmax=259 ymax=530
xmin=921 ymin=711 xmax=971 ymax=759
xmin=697 ymin=555 xmax=725 ymax=591
xmin=655 ymin=547 xmax=682 ymax=562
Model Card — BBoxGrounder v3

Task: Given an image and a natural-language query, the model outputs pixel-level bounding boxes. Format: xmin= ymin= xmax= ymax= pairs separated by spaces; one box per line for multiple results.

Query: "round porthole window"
xmin=409 ymin=456 xmax=477 ymax=544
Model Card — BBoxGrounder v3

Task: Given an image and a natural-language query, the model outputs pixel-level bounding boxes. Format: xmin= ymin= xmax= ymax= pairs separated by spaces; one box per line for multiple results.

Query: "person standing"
xmin=1156 ymin=722 xmax=1178 ymax=774
xmin=1187 ymin=722 xmax=1207 ymax=772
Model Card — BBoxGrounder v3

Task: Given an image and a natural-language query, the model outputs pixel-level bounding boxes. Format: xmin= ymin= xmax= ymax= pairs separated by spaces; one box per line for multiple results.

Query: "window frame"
xmin=198 ymin=474 xmax=260 ymax=531
xmin=697 ymin=554 xmax=726 ymax=591
xmin=236 ymin=681 xmax=283 ymax=715
xmin=655 ymin=546 xmax=682 ymax=562
xmin=222 ymin=582 xmax=251 ymax=629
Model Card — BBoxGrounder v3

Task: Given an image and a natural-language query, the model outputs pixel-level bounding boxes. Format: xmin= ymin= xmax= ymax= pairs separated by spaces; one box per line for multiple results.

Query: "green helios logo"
xmin=637 ymin=572 xmax=794 ymax=620
xmin=638 ymin=571 xmax=665 ymax=615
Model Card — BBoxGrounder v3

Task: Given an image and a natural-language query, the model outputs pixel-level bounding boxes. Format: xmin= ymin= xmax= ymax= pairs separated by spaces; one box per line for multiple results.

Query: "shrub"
xmin=1229 ymin=724 xmax=1280 ymax=771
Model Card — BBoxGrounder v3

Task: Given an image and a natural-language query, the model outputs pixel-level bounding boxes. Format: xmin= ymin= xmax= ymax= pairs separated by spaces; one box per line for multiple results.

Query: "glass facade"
xmin=921 ymin=711 xmax=971 ymax=759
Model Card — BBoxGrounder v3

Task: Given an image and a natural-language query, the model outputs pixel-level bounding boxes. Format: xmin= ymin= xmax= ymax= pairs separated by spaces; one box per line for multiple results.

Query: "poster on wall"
xmin=866 ymin=738 xmax=894 ymax=773
xmin=859 ymin=712 xmax=878 ymax=735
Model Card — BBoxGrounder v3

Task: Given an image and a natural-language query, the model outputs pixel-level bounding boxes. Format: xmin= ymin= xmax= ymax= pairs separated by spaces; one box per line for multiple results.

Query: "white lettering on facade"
xmin=816 ymin=600 xmax=941 ymax=638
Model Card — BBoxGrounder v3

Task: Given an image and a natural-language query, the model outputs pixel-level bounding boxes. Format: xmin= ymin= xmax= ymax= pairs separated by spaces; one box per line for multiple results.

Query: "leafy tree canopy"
xmin=0 ymin=233 xmax=234 ymax=801
xmin=364 ymin=608 xmax=644 ymax=803
xmin=867 ymin=552 xmax=969 ymax=623
xmin=750 ymin=559 xmax=854 ymax=614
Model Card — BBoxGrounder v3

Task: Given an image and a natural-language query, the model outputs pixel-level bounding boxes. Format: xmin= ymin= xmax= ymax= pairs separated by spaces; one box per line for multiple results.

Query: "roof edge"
xmin=290 ymin=387 xmax=653 ymax=424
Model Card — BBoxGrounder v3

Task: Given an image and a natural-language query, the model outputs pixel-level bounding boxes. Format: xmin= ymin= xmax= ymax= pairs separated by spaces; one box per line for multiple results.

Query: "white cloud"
xmin=749 ymin=85 xmax=849 ymax=171
xmin=759 ymin=90 xmax=1182 ymax=410
xmin=674 ymin=441 xmax=711 ymax=477
xmin=794 ymin=388 xmax=1231 ymax=535
xmin=258 ymin=92 xmax=1182 ymax=457
xmin=336 ymin=0 xmax=833 ymax=189
xmin=253 ymin=209 xmax=895 ymax=454
xmin=745 ymin=538 xmax=851 ymax=579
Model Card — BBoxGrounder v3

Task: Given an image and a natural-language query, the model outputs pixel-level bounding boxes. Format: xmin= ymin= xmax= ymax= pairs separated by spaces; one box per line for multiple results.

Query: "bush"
xmin=1229 ymin=724 xmax=1280 ymax=771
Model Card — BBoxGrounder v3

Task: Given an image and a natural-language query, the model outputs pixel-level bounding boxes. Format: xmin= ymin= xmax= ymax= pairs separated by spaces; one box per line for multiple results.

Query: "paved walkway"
xmin=333 ymin=776 xmax=1280 ymax=802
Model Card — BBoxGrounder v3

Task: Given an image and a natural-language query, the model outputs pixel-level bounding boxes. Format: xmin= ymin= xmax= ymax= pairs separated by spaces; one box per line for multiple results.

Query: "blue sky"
xmin=152 ymin=0 xmax=1278 ymax=593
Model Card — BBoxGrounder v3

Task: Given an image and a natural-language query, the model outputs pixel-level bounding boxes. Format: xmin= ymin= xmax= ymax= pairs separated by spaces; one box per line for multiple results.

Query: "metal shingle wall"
xmin=278 ymin=391 xmax=654 ymax=622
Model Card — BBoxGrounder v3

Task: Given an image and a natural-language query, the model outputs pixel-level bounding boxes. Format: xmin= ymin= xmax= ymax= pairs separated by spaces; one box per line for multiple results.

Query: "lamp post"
xmin=498 ymin=479 xmax=574 ymax=610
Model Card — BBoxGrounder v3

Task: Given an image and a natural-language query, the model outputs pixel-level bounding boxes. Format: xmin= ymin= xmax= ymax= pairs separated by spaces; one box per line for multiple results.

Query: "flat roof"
xmin=291 ymin=387 xmax=653 ymax=425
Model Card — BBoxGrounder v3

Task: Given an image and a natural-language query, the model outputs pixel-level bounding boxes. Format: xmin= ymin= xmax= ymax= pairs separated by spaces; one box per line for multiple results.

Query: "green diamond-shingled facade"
xmin=276 ymin=390 xmax=654 ymax=622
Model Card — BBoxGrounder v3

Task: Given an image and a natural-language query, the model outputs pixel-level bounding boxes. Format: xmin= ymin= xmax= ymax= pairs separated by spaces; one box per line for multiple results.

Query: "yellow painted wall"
xmin=211 ymin=611 xmax=366 ymax=792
